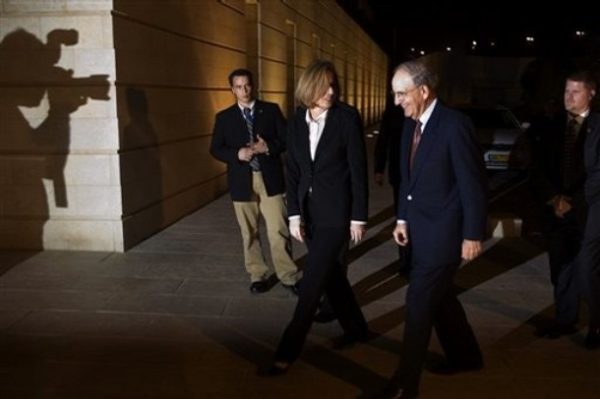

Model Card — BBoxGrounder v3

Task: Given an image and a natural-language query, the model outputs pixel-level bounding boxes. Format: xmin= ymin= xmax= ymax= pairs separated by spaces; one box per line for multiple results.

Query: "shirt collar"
xmin=418 ymin=99 xmax=437 ymax=129
xmin=238 ymin=100 xmax=256 ymax=113
xmin=569 ymin=109 xmax=589 ymax=124
xmin=306 ymin=108 xmax=328 ymax=124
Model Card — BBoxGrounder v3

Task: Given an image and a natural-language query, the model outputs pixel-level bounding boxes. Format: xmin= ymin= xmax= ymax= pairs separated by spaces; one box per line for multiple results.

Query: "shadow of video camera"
xmin=70 ymin=74 xmax=111 ymax=100
xmin=46 ymin=29 xmax=111 ymax=101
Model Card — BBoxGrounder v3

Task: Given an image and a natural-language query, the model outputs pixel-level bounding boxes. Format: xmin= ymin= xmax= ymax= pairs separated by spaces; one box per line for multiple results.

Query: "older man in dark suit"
xmin=379 ymin=60 xmax=488 ymax=399
xmin=210 ymin=69 xmax=300 ymax=294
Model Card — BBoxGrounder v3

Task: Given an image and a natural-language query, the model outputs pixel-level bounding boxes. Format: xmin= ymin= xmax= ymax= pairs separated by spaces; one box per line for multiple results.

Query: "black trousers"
xmin=579 ymin=202 xmax=600 ymax=328
xmin=274 ymin=207 xmax=367 ymax=362
xmin=543 ymin=208 xmax=583 ymax=325
xmin=396 ymin=260 xmax=482 ymax=395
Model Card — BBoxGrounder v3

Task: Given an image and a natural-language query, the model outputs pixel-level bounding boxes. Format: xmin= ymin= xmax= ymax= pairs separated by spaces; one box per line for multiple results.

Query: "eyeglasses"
xmin=391 ymin=86 xmax=420 ymax=99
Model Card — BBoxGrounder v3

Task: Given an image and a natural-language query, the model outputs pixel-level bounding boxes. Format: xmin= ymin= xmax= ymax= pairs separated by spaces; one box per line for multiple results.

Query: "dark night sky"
xmin=337 ymin=1 xmax=599 ymax=62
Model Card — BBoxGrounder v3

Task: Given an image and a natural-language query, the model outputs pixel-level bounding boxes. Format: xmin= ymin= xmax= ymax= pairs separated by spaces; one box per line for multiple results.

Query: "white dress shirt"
xmin=306 ymin=108 xmax=328 ymax=160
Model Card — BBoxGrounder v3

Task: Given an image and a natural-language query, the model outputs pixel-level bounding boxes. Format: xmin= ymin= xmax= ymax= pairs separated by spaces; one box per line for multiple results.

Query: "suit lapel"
xmin=409 ymin=102 xmax=441 ymax=190
xmin=401 ymin=120 xmax=414 ymax=182
xmin=583 ymin=114 xmax=599 ymax=169
xmin=252 ymin=100 xmax=264 ymax=140
xmin=231 ymin=105 xmax=249 ymax=144
xmin=296 ymin=109 xmax=312 ymax=166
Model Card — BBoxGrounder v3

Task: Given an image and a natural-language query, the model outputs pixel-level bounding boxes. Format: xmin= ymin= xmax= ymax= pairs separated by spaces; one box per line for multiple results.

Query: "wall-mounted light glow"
xmin=446 ymin=46 xmax=452 ymax=52
xmin=472 ymin=40 xmax=477 ymax=46
xmin=410 ymin=47 xmax=415 ymax=52
xmin=525 ymin=36 xmax=535 ymax=42
xmin=419 ymin=50 xmax=425 ymax=55
xmin=575 ymin=30 xmax=586 ymax=37
xmin=490 ymin=41 xmax=496 ymax=47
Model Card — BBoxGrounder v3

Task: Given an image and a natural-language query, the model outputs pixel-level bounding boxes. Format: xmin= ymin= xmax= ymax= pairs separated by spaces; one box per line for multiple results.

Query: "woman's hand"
xmin=350 ymin=222 xmax=366 ymax=244
xmin=289 ymin=218 xmax=304 ymax=243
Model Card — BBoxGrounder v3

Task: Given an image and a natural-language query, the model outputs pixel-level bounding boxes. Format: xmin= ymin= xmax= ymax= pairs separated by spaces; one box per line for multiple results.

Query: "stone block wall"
xmin=0 ymin=0 xmax=387 ymax=251
xmin=0 ymin=0 xmax=121 ymax=250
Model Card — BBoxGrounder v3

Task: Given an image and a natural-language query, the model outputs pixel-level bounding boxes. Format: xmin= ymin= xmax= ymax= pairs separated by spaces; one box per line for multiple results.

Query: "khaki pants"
xmin=233 ymin=172 xmax=300 ymax=284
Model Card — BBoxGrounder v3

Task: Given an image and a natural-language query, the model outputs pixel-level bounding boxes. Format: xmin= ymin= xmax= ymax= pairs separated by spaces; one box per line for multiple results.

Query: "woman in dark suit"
xmin=268 ymin=60 xmax=370 ymax=374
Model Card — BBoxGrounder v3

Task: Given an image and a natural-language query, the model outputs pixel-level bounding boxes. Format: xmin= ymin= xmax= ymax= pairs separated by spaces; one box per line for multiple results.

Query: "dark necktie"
xmin=561 ymin=117 xmax=579 ymax=187
xmin=409 ymin=120 xmax=423 ymax=172
xmin=243 ymin=107 xmax=260 ymax=171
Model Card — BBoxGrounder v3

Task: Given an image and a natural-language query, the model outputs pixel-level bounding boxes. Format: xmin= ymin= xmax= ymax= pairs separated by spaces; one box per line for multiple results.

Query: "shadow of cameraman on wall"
xmin=0 ymin=28 xmax=109 ymax=259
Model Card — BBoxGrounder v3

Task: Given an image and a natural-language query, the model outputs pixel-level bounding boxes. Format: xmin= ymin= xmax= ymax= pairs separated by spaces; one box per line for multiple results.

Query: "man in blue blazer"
xmin=383 ymin=60 xmax=488 ymax=399
xmin=210 ymin=69 xmax=301 ymax=294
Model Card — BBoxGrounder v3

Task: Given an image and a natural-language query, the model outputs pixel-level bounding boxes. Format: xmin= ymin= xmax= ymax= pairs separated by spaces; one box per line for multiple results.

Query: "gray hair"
xmin=394 ymin=60 xmax=438 ymax=91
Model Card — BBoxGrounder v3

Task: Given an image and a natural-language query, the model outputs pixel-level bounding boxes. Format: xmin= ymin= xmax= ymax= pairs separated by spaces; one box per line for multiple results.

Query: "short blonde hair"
xmin=295 ymin=60 xmax=340 ymax=108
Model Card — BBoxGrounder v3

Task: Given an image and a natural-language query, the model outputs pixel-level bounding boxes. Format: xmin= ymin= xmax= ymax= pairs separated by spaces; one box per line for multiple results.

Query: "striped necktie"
xmin=409 ymin=120 xmax=422 ymax=173
xmin=243 ymin=107 xmax=260 ymax=171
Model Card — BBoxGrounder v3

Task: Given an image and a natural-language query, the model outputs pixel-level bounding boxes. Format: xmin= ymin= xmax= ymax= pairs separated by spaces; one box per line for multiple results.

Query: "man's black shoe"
xmin=250 ymin=280 xmax=268 ymax=294
xmin=585 ymin=327 xmax=600 ymax=350
xmin=426 ymin=359 xmax=483 ymax=375
xmin=282 ymin=281 xmax=301 ymax=295
xmin=535 ymin=323 xmax=578 ymax=339
xmin=266 ymin=362 xmax=290 ymax=376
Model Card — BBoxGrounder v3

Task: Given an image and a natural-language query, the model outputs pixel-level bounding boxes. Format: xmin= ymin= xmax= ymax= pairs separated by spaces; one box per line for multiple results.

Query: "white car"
xmin=457 ymin=105 xmax=528 ymax=170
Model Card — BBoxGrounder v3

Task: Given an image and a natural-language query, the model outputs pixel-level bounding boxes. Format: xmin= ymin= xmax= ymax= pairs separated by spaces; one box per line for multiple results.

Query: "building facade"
xmin=0 ymin=0 xmax=388 ymax=251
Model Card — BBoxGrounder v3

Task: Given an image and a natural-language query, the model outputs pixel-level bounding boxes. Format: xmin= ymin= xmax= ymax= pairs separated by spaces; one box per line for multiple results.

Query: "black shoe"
xmin=250 ymin=280 xmax=269 ymax=294
xmin=332 ymin=331 xmax=371 ymax=350
xmin=363 ymin=385 xmax=418 ymax=399
xmin=426 ymin=359 xmax=483 ymax=375
xmin=282 ymin=281 xmax=301 ymax=295
xmin=584 ymin=327 xmax=600 ymax=350
xmin=266 ymin=362 xmax=290 ymax=376
xmin=535 ymin=323 xmax=578 ymax=339
xmin=314 ymin=309 xmax=336 ymax=323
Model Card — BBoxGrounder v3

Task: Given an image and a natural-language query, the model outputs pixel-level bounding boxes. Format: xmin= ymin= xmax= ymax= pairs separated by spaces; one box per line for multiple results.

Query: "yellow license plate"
xmin=488 ymin=153 xmax=509 ymax=162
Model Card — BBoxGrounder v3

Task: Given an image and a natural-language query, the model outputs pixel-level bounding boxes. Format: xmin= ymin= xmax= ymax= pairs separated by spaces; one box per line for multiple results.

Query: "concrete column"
xmin=0 ymin=0 xmax=122 ymax=251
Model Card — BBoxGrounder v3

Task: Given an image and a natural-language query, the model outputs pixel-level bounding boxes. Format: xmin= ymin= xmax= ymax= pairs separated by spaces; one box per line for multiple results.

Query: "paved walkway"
xmin=1 ymin=137 xmax=598 ymax=399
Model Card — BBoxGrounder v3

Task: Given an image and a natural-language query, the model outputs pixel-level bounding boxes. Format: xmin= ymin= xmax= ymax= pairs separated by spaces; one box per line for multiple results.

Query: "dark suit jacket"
xmin=374 ymin=106 xmax=405 ymax=186
xmin=584 ymin=113 xmax=600 ymax=207
xmin=286 ymin=102 xmax=368 ymax=228
xmin=529 ymin=112 xmax=589 ymax=205
xmin=397 ymin=101 xmax=488 ymax=266
xmin=210 ymin=100 xmax=286 ymax=201
xmin=528 ymin=112 xmax=592 ymax=229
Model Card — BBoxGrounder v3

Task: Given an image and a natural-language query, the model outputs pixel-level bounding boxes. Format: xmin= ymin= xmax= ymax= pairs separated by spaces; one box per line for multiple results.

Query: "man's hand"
xmin=237 ymin=146 xmax=253 ymax=162
xmin=374 ymin=172 xmax=384 ymax=186
xmin=251 ymin=135 xmax=269 ymax=155
xmin=393 ymin=223 xmax=409 ymax=246
xmin=462 ymin=239 xmax=482 ymax=261
xmin=289 ymin=218 xmax=304 ymax=243
xmin=350 ymin=222 xmax=366 ymax=244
